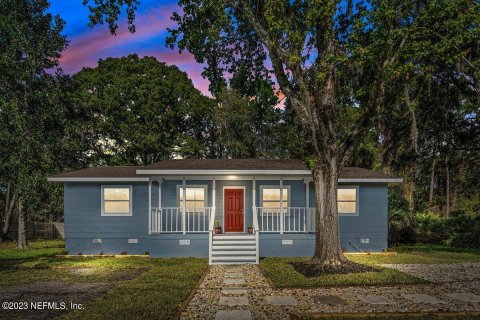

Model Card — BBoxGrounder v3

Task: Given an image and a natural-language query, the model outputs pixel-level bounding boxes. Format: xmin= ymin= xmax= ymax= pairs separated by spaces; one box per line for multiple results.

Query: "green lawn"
xmin=0 ymin=240 xmax=208 ymax=319
xmin=260 ymin=245 xmax=480 ymax=288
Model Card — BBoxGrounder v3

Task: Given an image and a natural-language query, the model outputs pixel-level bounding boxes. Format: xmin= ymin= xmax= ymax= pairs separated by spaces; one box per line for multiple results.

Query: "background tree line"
xmin=1 ymin=0 xmax=479 ymax=249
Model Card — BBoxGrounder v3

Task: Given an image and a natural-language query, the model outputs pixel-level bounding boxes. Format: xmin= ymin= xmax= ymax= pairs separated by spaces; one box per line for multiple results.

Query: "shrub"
xmin=388 ymin=209 xmax=416 ymax=245
xmin=388 ymin=210 xmax=480 ymax=248
xmin=414 ymin=211 xmax=450 ymax=244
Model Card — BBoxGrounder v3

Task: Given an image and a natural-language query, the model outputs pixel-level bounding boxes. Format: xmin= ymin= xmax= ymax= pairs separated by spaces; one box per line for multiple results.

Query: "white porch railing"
xmin=257 ymin=207 xmax=315 ymax=233
xmin=151 ymin=207 xmax=212 ymax=233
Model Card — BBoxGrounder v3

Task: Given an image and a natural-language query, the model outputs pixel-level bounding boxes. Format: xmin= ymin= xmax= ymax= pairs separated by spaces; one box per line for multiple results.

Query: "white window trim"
xmin=176 ymin=184 xmax=208 ymax=209
xmin=338 ymin=185 xmax=359 ymax=216
xmin=101 ymin=185 xmax=133 ymax=216
xmin=259 ymin=185 xmax=291 ymax=215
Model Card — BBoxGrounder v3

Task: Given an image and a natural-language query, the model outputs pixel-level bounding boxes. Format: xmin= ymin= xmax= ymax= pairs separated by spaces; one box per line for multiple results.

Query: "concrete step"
xmin=213 ymin=235 xmax=255 ymax=240
xmin=211 ymin=256 xmax=256 ymax=261
xmin=210 ymin=262 xmax=256 ymax=265
xmin=212 ymin=251 xmax=256 ymax=255
xmin=211 ymin=245 xmax=256 ymax=250
xmin=212 ymin=240 xmax=256 ymax=245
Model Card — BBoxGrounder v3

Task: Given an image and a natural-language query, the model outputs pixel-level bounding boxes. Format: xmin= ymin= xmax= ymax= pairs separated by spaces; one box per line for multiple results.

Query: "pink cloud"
xmin=58 ymin=4 xmax=212 ymax=96
xmin=59 ymin=4 xmax=177 ymax=72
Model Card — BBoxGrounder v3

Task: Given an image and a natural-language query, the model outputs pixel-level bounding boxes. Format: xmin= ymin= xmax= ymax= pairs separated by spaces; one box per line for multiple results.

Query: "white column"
xmin=212 ymin=178 xmax=216 ymax=223
xmin=252 ymin=178 xmax=256 ymax=218
xmin=148 ymin=178 xmax=152 ymax=235
xmin=182 ymin=177 xmax=186 ymax=234
xmin=305 ymin=179 xmax=310 ymax=208
xmin=279 ymin=178 xmax=284 ymax=234
xmin=158 ymin=179 xmax=163 ymax=208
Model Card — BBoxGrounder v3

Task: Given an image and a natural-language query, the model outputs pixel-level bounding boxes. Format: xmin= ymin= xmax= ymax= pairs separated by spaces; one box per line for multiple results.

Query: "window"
xmin=102 ymin=186 xmax=132 ymax=216
xmin=337 ymin=187 xmax=358 ymax=215
xmin=178 ymin=186 xmax=207 ymax=209
xmin=260 ymin=186 xmax=289 ymax=214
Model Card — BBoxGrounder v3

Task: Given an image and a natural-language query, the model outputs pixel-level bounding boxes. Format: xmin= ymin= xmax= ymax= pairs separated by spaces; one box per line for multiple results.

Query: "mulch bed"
xmin=291 ymin=261 xmax=379 ymax=277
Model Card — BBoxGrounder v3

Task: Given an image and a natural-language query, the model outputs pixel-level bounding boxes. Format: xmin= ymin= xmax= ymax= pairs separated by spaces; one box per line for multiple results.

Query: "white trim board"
xmin=137 ymin=169 xmax=311 ymax=175
xmin=48 ymin=177 xmax=149 ymax=182
xmin=222 ymin=186 xmax=246 ymax=233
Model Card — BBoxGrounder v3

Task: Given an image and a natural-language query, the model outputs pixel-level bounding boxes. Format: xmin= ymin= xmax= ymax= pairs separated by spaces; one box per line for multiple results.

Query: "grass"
xmin=0 ymin=239 xmax=208 ymax=319
xmin=260 ymin=244 xmax=480 ymax=288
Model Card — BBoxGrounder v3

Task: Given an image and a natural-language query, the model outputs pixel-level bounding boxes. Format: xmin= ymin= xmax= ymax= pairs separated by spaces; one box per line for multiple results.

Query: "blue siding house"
xmin=49 ymin=159 xmax=401 ymax=264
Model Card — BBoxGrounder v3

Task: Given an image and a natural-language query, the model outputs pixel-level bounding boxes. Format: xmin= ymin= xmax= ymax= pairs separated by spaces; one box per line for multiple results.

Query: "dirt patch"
xmin=291 ymin=261 xmax=378 ymax=277
xmin=68 ymin=267 xmax=148 ymax=281
xmin=0 ymin=281 xmax=111 ymax=320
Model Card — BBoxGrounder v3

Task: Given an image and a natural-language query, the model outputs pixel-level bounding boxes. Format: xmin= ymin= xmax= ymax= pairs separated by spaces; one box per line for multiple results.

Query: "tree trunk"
xmin=310 ymin=160 xmax=348 ymax=266
xmin=445 ymin=155 xmax=450 ymax=219
xmin=17 ymin=201 xmax=27 ymax=249
xmin=429 ymin=158 xmax=436 ymax=205
xmin=0 ymin=182 xmax=15 ymax=241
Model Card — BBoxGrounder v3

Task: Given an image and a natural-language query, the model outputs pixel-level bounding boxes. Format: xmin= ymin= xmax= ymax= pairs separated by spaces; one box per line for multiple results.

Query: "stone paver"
xmin=215 ymin=310 xmax=252 ymax=320
xmin=224 ymin=273 xmax=243 ymax=278
xmin=223 ymin=278 xmax=245 ymax=285
xmin=447 ymin=292 xmax=480 ymax=303
xmin=312 ymin=295 xmax=347 ymax=305
xmin=219 ymin=296 xmax=249 ymax=306
xmin=402 ymin=294 xmax=444 ymax=304
xmin=266 ymin=296 xmax=298 ymax=305
xmin=357 ymin=295 xmax=395 ymax=305
xmin=221 ymin=288 xmax=248 ymax=295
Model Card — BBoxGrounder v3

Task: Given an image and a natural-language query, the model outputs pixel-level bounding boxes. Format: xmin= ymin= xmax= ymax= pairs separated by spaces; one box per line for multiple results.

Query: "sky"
xmin=48 ymin=0 xmax=211 ymax=96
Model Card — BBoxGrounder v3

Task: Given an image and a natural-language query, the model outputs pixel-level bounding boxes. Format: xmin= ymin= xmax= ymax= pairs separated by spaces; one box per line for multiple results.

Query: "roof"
xmin=142 ymin=159 xmax=308 ymax=170
xmin=48 ymin=159 xmax=401 ymax=182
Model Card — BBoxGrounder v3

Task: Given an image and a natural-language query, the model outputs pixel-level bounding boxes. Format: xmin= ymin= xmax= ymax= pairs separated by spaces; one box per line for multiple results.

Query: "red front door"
xmin=224 ymin=189 xmax=244 ymax=232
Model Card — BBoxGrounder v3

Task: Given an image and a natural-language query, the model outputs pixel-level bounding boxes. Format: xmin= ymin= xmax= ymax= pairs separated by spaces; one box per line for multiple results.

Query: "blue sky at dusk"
xmin=49 ymin=0 xmax=211 ymax=95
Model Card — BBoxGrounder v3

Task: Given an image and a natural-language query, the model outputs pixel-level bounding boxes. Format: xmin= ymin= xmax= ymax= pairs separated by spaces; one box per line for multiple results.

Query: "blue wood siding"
xmin=63 ymin=179 xmax=388 ymax=256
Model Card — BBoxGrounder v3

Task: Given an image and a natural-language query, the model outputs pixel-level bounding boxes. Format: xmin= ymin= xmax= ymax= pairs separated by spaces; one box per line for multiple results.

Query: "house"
xmin=48 ymin=159 xmax=402 ymax=264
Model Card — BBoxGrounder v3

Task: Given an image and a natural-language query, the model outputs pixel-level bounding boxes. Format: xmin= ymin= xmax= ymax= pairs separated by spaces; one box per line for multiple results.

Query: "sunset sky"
xmin=49 ymin=0 xmax=211 ymax=95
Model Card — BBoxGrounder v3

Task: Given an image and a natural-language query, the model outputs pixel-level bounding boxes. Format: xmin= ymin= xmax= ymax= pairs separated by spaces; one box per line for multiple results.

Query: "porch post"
xmin=148 ymin=178 xmax=152 ymax=235
xmin=182 ymin=177 xmax=186 ymax=234
xmin=304 ymin=178 xmax=309 ymax=232
xmin=158 ymin=179 xmax=163 ymax=208
xmin=212 ymin=178 xmax=216 ymax=226
xmin=280 ymin=178 xmax=284 ymax=234
xmin=305 ymin=178 xmax=309 ymax=208
xmin=252 ymin=178 xmax=256 ymax=222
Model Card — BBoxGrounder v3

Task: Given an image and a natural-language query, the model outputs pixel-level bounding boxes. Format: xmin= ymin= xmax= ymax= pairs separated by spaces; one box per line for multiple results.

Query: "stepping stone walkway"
xmin=266 ymin=296 xmax=298 ymax=305
xmin=217 ymin=267 xmax=251 ymax=320
xmin=215 ymin=310 xmax=252 ymax=320
xmin=447 ymin=292 xmax=480 ymax=303
xmin=312 ymin=295 xmax=347 ymax=305
xmin=181 ymin=263 xmax=480 ymax=319
xmin=402 ymin=294 xmax=444 ymax=304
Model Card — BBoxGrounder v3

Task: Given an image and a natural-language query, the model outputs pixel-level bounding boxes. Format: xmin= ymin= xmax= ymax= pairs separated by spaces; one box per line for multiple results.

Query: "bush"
xmin=388 ymin=210 xmax=480 ymax=248
xmin=414 ymin=211 xmax=450 ymax=244
xmin=446 ymin=214 xmax=480 ymax=248
xmin=388 ymin=209 xmax=416 ymax=245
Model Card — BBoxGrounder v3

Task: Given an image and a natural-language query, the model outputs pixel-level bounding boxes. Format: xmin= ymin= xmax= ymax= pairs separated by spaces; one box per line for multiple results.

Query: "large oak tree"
xmin=84 ymin=0 xmax=479 ymax=266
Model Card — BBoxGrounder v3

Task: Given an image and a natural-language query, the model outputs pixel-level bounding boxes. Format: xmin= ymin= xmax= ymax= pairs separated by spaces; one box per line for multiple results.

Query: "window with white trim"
xmin=178 ymin=186 xmax=207 ymax=210
xmin=102 ymin=186 xmax=132 ymax=216
xmin=260 ymin=186 xmax=289 ymax=214
xmin=337 ymin=187 xmax=358 ymax=215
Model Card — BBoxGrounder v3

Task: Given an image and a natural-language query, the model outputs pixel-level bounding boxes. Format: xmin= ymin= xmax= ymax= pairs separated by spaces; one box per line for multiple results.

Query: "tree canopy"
xmin=73 ymin=55 xmax=215 ymax=165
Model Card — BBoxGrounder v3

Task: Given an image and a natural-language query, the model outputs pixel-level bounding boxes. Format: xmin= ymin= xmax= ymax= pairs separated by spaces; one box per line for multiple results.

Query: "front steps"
xmin=210 ymin=234 xmax=258 ymax=264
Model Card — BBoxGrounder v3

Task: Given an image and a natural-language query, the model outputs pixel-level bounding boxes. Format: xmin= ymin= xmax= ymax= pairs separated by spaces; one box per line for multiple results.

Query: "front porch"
xmin=146 ymin=177 xmax=315 ymax=264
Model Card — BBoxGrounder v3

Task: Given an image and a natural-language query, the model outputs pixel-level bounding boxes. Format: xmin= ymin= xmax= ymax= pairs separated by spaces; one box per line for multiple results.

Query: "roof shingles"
xmin=49 ymin=159 xmax=399 ymax=180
